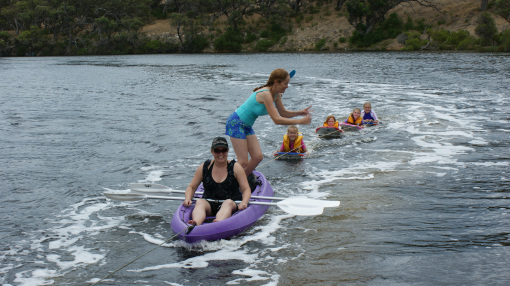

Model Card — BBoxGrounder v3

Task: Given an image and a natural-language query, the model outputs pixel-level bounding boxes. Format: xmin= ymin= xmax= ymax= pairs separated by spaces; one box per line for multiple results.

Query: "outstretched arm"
xmin=274 ymin=95 xmax=311 ymax=118
xmin=262 ymin=92 xmax=311 ymax=125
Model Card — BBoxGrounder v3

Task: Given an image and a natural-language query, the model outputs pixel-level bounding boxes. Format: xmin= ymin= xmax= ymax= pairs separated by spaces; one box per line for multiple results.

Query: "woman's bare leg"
xmin=189 ymin=199 xmax=212 ymax=226
xmin=213 ymin=200 xmax=238 ymax=222
xmin=230 ymin=135 xmax=263 ymax=176
xmin=245 ymin=134 xmax=263 ymax=175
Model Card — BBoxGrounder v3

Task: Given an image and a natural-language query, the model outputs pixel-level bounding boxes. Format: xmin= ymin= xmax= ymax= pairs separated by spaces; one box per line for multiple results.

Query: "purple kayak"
xmin=171 ymin=171 xmax=273 ymax=243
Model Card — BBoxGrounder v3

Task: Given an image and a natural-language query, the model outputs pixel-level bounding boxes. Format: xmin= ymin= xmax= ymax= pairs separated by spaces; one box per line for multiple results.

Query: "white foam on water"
xmin=228 ymin=269 xmax=280 ymax=285
xmin=144 ymin=169 xmax=165 ymax=182
xmin=9 ymin=196 xmax=134 ymax=285
xmin=47 ymin=246 xmax=103 ymax=270
xmin=134 ymin=247 xmax=258 ymax=270
xmin=13 ymin=269 xmax=58 ymax=286
xmin=470 ymin=161 xmax=510 ymax=167
xmin=410 ymin=136 xmax=472 ymax=165
xmin=468 ymin=139 xmax=489 ymax=146
xmin=129 ymin=214 xmax=294 ymax=284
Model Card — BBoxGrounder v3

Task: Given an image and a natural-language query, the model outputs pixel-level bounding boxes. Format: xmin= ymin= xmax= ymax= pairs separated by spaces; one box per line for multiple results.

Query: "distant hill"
xmin=142 ymin=0 xmax=510 ymax=52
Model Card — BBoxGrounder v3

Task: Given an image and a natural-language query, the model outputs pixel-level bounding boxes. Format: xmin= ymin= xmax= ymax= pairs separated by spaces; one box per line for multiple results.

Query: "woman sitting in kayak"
xmin=183 ymin=137 xmax=251 ymax=226
xmin=344 ymin=108 xmax=363 ymax=126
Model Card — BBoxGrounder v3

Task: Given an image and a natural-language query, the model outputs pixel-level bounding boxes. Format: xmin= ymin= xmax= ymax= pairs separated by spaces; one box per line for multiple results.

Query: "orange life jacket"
xmin=346 ymin=115 xmax=362 ymax=125
xmin=283 ymin=133 xmax=304 ymax=153
xmin=323 ymin=121 xmax=339 ymax=128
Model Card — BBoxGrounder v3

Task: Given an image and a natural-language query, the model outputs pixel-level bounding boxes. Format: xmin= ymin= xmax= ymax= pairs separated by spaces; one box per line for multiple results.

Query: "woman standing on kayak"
xmin=225 ymin=68 xmax=312 ymax=180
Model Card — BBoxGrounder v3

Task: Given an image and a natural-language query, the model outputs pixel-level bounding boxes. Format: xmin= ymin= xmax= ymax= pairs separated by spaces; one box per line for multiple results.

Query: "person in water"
xmin=183 ymin=137 xmax=251 ymax=226
xmin=361 ymin=102 xmax=379 ymax=124
xmin=323 ymin=115 xmax=340 ymax=128
xmin=225 ymin=68 xmax=312 ymax=179
xmin=279 ymin=125 xmax=308 ymax=153
xmin=344 ymin=108 xmax=363 ymax=125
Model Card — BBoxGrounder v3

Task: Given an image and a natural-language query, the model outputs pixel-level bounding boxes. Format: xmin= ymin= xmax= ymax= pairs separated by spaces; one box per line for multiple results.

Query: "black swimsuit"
xmin=201 ymin=159 xmax=242 ymax=214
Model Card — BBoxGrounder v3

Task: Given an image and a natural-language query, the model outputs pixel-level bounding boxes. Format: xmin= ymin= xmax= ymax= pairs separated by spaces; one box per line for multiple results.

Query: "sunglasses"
xmin=213 ymin=148 xmax=228 ymax=154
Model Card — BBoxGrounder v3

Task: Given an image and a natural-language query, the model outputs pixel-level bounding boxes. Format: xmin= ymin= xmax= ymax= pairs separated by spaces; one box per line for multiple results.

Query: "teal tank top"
xmin=235 ymin=89 xmax=272 ymax=126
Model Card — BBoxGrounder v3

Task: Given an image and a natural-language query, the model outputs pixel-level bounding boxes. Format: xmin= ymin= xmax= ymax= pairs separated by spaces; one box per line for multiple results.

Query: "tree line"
xmin=1 ymin=0 xmax=509 ymax=56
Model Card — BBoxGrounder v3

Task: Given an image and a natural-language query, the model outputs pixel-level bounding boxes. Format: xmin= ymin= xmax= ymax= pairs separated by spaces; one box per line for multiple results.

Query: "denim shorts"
xmin=225 ymin=112 xmax=255 ymax=139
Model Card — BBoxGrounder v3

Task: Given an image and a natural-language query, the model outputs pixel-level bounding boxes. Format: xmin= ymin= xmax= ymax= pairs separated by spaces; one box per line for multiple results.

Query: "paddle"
xmin=104 ymin=192 xmax=329 ymax=216
xmin=129 ymin=183 xmax=340 ymax=208
xmin=289 ymin=69 xmax=296 ymax=78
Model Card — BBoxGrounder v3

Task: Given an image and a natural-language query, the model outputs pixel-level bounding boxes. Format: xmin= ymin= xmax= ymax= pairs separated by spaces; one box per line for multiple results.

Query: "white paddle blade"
xmin=104 ymin=192 xmax=147 ymax=202
xmin=295 ymin=197 xmax=340 ymax=208
xmin=321 ymin=200 xmax=340 ymax=208
xmin=129 ymin=183 xmax=176 ymax=195
xmin=276 ymin=198 xmax=324 ymax=216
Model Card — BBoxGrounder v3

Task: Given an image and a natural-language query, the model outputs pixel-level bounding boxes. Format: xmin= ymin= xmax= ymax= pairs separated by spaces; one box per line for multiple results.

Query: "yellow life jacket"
xmin=347 ymin=115 xmax=362 ymax=125
xmin=323 ymin=121 xmax=339 ymax=128
xmin=283 ymin=133 xmax=304 ymax=153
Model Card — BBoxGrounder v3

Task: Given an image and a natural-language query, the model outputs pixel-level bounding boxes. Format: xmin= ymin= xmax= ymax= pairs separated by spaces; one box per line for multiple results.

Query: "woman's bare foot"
xmin=187 ymin=220 xmax=197 ymax=225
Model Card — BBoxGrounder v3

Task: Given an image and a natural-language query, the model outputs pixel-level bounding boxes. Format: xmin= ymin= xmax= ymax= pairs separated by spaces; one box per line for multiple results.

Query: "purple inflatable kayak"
xmin=171 ymin=171 xmax=273 ymax=243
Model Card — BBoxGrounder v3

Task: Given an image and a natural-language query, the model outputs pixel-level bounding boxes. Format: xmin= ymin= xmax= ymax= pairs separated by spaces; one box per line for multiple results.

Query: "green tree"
xmin=214 ymin=27 xmax=243 ymax=51
xmin=345 ymin=0 xmax=436 ymax=35
xmin=171 ymin=12 xmax=208 ymax=53
xmin=94 ymin=16 xmax=118 ymax=40
xmin=494 ymin=0 xmax=510 ymax=23
xmin=254 ymin=0 xmax=291 ymax=18
xmin=480 ymin=0 xmax=488 ymax=11
xmin=501 ymin=29 xmax=510 ymax=51
xmin=211 ymin=0 xmax=255 ymax=30
xmin=1 ymin=0 xmax=41 ymax=35
xmin=475 ymin=12 xmax=497 ymax=46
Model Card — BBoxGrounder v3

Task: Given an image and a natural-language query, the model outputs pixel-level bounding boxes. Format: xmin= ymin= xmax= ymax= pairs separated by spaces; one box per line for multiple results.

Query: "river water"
xmin=1 ymin=52 xmax=509 ymax=285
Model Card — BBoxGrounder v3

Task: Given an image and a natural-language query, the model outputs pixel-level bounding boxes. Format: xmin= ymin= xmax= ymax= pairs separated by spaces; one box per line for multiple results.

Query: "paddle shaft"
xmin=129 ymin=183 xmax=339 ymax=208
xmin=131 ymin=183 xmax=292 ymax=201
xmin=104 ymin=191 xmax=332 ymax=216
xmin=111 ymin=193 xmax=278 ymax=206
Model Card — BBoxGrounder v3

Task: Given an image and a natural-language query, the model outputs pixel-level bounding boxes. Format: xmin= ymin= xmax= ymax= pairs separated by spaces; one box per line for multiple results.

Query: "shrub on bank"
xmin=214 ymin=28 xmax=243 ymax=52
xmin=501 ymin=30 xmax=510 ymax=52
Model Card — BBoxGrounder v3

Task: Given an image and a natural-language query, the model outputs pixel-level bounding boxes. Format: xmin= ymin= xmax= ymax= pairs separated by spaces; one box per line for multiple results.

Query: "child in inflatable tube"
xmin=361 ymin=102 xmax=380 ymax=124
xmin=279 ymin=125 xmax=308 ymax=154
xmin=323 ymin=114 xmax=340 ymax=129
xmin=344 ymin=108 xmax=363 ymax=126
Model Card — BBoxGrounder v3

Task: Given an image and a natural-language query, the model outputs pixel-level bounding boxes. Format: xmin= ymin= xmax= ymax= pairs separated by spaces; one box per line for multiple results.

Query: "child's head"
xmin=363 ymin=102 xmax=372 ymax=113
xmin=287 ymin=125 xmax=299 ymax=141
xmin=352 ymin=108 xmax=361 ymax=120
xmin=325 ymin=115 xmax=336 ymax=127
